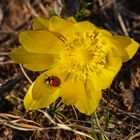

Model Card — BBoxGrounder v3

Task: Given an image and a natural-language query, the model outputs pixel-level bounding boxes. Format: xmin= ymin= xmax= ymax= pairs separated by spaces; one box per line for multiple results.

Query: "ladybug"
xmin=45 ymin=76 xmax=61 ymax=87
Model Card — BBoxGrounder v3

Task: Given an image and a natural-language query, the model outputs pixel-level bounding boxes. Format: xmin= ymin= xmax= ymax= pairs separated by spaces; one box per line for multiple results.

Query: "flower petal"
xmin=24 ymin=82 xmax=60 ymax=110
xmin=106 ymin=49 xmax=122 ymax=72
xmin=24 ymin=71 xmax=61 ymax=110
xmin=98 ymin=51 xmax=122 ymax=89
xmin=24 ymin=67 xmax=70 ymax=110
xmin=111 ymin=35 xmax=139 ymax=62
xmin=32 ymin=17 xmax=49 ymax=30
xmin=95 ymin=28 xmax=112 ymax=36
xmin=9 ymin=46 xmax=60 ymax=71
xmin=76 ymin=55 xmax=122 ymax=115
xmin=60 ymin=73 xmax=86 ymax=105
xmin=93 ymin=64 xmax=121 ymax=91
xmin=74 ymin=78 xmax=102 ymax=115
xmin=59 ymin=21 xmax=97 ymax=40
xmin=19 ymin=30 xmax=64 ymax=54
xmin=91 ymin=51 xmax=122 ymax=91
xmin=59 ymin=73 xmax=102 ymax=115
xmin=33 ymin=16 xmax=74 ymax=31
xmin=33 ymin=16 xmax=97 ymax=39
xmin=66 ymin=17 xmax=77 ymax=23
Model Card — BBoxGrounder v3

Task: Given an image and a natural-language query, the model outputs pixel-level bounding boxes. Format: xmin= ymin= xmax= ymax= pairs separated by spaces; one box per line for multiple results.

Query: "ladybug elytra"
xmin=45 ymin=76 xmax=61 ymax=87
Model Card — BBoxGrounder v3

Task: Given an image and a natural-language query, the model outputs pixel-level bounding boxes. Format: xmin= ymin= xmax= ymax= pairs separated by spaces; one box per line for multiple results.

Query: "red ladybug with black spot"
xmin=45 ymin=76 xmax=61 ymax=87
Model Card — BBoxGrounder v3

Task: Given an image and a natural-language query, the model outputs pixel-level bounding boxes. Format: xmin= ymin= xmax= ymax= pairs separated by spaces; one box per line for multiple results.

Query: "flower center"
xmin=61 ymin=31 xmax=107 ymax=81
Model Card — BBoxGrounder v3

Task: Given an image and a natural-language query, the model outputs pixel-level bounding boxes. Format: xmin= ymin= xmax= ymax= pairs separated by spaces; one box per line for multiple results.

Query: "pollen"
xmin=61 ymin=31 xmax=107 ymax=81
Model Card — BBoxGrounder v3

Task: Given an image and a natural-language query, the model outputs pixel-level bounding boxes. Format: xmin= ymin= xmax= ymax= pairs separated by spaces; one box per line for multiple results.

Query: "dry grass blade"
xmin=0 ymin=113 xmax=21 ymax=119
xmin=38 ymin=110 xmax=95 ymax=140
xmin=19 ymin=64 xmax=33 ymax=84
xmin=0 ymin=120 xmax=42 ymax=131
xmin=112 ymin=0 xmax=129 ymax=36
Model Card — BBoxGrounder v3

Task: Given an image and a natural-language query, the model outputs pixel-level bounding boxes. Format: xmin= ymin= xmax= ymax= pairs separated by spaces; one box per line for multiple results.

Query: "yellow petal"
xmin=19 ymin=30 xmax=64 ymax=54
xmin=97 ymin=50 xmax=122 ymax=89
xmin=31 ymin=67 xmax=69 ymax=96
xmin=33 ymin=16 xmax=74 ymax=31
xmin=9 ymin=46 xmax=60 ymax=71
xmin=59 ymin=73 xmax=102 ymax=115
xmin=111 ymin=35 xmax=139 ymax=62
xmin=33 ymin=16 xmax=97 ymax=39
xmin=32 ymin=17 xmax=49 ymax=30
xmin=93 ymin=64 xmax=121 ymax=91
xmin=66 ymin=17 xmax=77 ymax=23
xmin=24 ymin=66 xmax=70 ymax=110
xmin=90 ymin=50 xmax=122 ymax=91
xmin=24 ymin=71 xmax=61 ymax=110
xmin=74 ymin=77 xmax=102 ymax=115
xmin=59 ymin=21 xmax=97 ymax=40
xmin=60 ymin=73 xmax=86 ymax=105
xmin=106 ymin=49 xmax=122 ymax=72
xmin=95 ymin=28 xmax=112 ymax=36
xmin=33 ymin=16 xmax=96 ymax=32
xmin=75 ymin=21 xmax=97 ymax=31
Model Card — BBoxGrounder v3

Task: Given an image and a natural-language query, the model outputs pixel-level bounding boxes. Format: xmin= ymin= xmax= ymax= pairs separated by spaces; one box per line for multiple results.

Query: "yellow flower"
xmin=9 ymin=16 xmax=139 ymax=115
